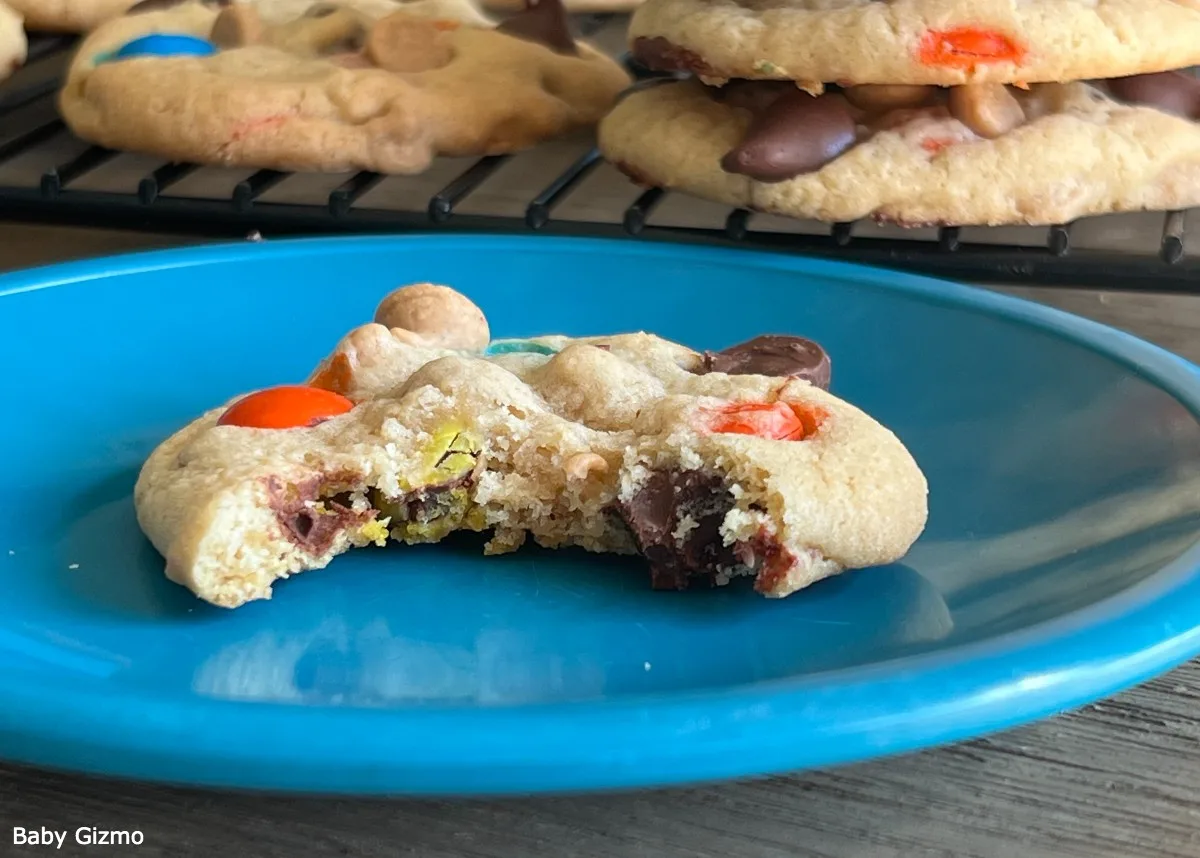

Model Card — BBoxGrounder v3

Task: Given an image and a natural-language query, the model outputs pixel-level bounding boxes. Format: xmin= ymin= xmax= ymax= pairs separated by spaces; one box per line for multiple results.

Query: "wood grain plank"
xmin=2 ymin=667 xmax=1199 ymax=858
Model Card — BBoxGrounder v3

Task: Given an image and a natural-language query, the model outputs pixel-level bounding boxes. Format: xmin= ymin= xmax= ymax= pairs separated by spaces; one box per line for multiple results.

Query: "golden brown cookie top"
xmin=59 ymin=0 xmax=630 ymax=173
xmin=629 ymin=0 xmax=1200 ymax=87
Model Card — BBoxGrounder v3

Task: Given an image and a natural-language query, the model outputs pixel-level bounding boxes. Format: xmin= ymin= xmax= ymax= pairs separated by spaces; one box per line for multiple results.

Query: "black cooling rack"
xmin=3 ymin=24 xmax=1200 ymax=292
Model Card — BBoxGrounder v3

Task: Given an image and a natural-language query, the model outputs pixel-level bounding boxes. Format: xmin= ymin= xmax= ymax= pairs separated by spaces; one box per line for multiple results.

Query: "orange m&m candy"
xmin=700 ymin=401 xmax=825 ymax=442
xmin=917 ymin=27 xmax=1025 ymax=70
xmin=217 ymin=385 xmax=355 ymax=430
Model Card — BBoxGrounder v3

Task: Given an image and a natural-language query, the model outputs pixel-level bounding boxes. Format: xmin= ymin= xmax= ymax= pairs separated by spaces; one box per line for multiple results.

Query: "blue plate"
xmin=3 ymin=235 xmax=1200 ymax=796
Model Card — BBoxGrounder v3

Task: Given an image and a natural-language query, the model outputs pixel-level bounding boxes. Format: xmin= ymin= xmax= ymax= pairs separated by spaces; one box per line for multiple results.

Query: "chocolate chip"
xmin=267 ymin=475 xmax=373 ymax=556
xmin=700 ymin=334 xmax=831 ymax=390
xmin=843 ymin=83 xmax=937 ymax=112
xmin=1105 ymin=71 xmax=1200 ymax=120
xmin=496 ymin=0 xmax=576 ymax=57
xmin=711 ymin=80 xmax=794 ymax=113
xmin=293 ymin=512 xmax=315 ymax=538
xmin=616 ymin=470 xmax=741 ymax=590
xmin=630 ymin=36 xmax=717 ymax=78
xmin=397 ymin=475 xmax=472 ymax=524
xmin=721 ymin=90 xmax=857 ymax=182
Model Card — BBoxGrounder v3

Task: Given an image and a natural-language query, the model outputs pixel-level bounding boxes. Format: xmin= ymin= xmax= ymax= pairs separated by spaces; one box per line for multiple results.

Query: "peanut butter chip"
xmin=374 ymin=282 xmax=490 ymax=351
xmin=947 ymin=83 xmax=1026 ymax=138
xmin=565 ymin=453 xmax=608 ymax=481
xmin=365 ymin=13 xmax=456 ymax=73
xmin=210 ymin=5 xmax=264 ymax=48
xmin=843 ymin=84 xmax=936 ymax=112
xmin=266 ymin=5 xmax=368 ymax=56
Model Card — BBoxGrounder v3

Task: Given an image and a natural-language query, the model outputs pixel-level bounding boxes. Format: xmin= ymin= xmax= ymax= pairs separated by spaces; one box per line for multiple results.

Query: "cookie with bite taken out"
xmin=135 ymin=282 xmax=927 ymax=609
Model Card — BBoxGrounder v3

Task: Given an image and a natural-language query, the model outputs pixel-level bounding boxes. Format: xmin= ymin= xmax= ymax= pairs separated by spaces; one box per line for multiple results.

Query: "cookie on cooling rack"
xmin=599 ymin=0 xmax=1200 ymax=227
xmin=7 ymin=0 xmax=139 ymax=32
xmin=135 ymin=282 xmax=927 ymax=609
xmin=599 ymin=76 xmax=1200 ymax=227
xmin=0 ymin=2 xmax=26 ymax=79
xmin=58 ymin=0 xmax=631 ymax=174
xmin=627 ymin=0 xmax=1200 ymax=87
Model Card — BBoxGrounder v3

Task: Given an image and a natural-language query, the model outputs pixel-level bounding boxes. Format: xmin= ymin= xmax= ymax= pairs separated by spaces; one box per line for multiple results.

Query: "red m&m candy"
xmin=217 ymin=385 xmax=354 ymax=429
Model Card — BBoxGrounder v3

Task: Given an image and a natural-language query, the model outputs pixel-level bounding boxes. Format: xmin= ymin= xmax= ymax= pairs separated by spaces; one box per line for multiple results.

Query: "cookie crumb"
xmin=68 ymin=563 xmax=80 ymax=570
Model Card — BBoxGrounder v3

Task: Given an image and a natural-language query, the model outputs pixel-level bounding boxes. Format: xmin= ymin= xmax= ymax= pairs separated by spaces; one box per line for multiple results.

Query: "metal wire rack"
xmin=2 ymin=20 xmax=1199 ymax=292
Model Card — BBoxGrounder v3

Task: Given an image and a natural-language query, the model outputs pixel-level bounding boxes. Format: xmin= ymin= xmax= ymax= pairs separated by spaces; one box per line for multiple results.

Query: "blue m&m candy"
xmin=104 ymin=33 xmax=217 ymax=63
xmin=484 ymin=340 xmax=559 ymax=356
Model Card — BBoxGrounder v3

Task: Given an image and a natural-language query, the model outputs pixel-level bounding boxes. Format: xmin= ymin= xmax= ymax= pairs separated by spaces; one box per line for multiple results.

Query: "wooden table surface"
xmin=0 ymin=224 xmax=1198 ymax=858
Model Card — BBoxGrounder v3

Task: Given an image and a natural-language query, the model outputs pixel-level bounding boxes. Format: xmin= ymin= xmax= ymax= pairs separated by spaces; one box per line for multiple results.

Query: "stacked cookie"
xmin=0 ymin=2 xmax=26 ymax=82
xmin=7 ymin=0 xmax=140 ymax=32
xmin=599 ymin=0 xmax=1200 ymax=226
xmin=59 ymin=0 xmax=630 ymax=174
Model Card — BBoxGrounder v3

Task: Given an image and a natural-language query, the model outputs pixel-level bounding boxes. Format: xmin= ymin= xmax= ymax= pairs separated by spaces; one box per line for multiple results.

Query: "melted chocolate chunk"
xmin=630 ymin=37 xmax=717 ymax=78
xmin=389 ymin=473 xmax=473 ymax=525
xmin=721 ymin=90 xmax=857 ymax=182
xmin=267 ymin=476 xmax=374 ymax=556
xmin=616 ymin=470 xmax=741 ymax=590
xmin=701 ymin=334 xmax=831 ymax=390
xmin=496 ymin=0 xmax=576 ymax=57
xmin=711 ymin=80 xmax=793 ymax=113
xmin=1106 ymin=71 xmax=1200 ymax=120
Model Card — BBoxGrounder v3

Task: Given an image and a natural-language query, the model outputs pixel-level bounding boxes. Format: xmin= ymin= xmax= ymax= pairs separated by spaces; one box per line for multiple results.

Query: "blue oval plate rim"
xmin=4 ymin=234 xmax=1200 ymax=795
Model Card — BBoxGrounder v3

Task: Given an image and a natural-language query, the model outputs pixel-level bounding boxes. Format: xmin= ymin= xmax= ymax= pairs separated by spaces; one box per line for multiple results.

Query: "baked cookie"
xmin=59 ymin=0 xmax=630 ymax=173
xmin=484 ymin=0 xmax=641 ymax=14
xmin=135 ymin=283 xmax=927 ymax=609
xmin=598 ymin=76 xmax=1200 ymax=226
xmin=8 ymin=0 xmax=478 ymax=31
xmin=6 ymin=0 xmax=137 ymax=32
xmin=0 ymin=1 xmax=26 ymax=80
xmin=628 ymin=0 xmax=1200 ymax=88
